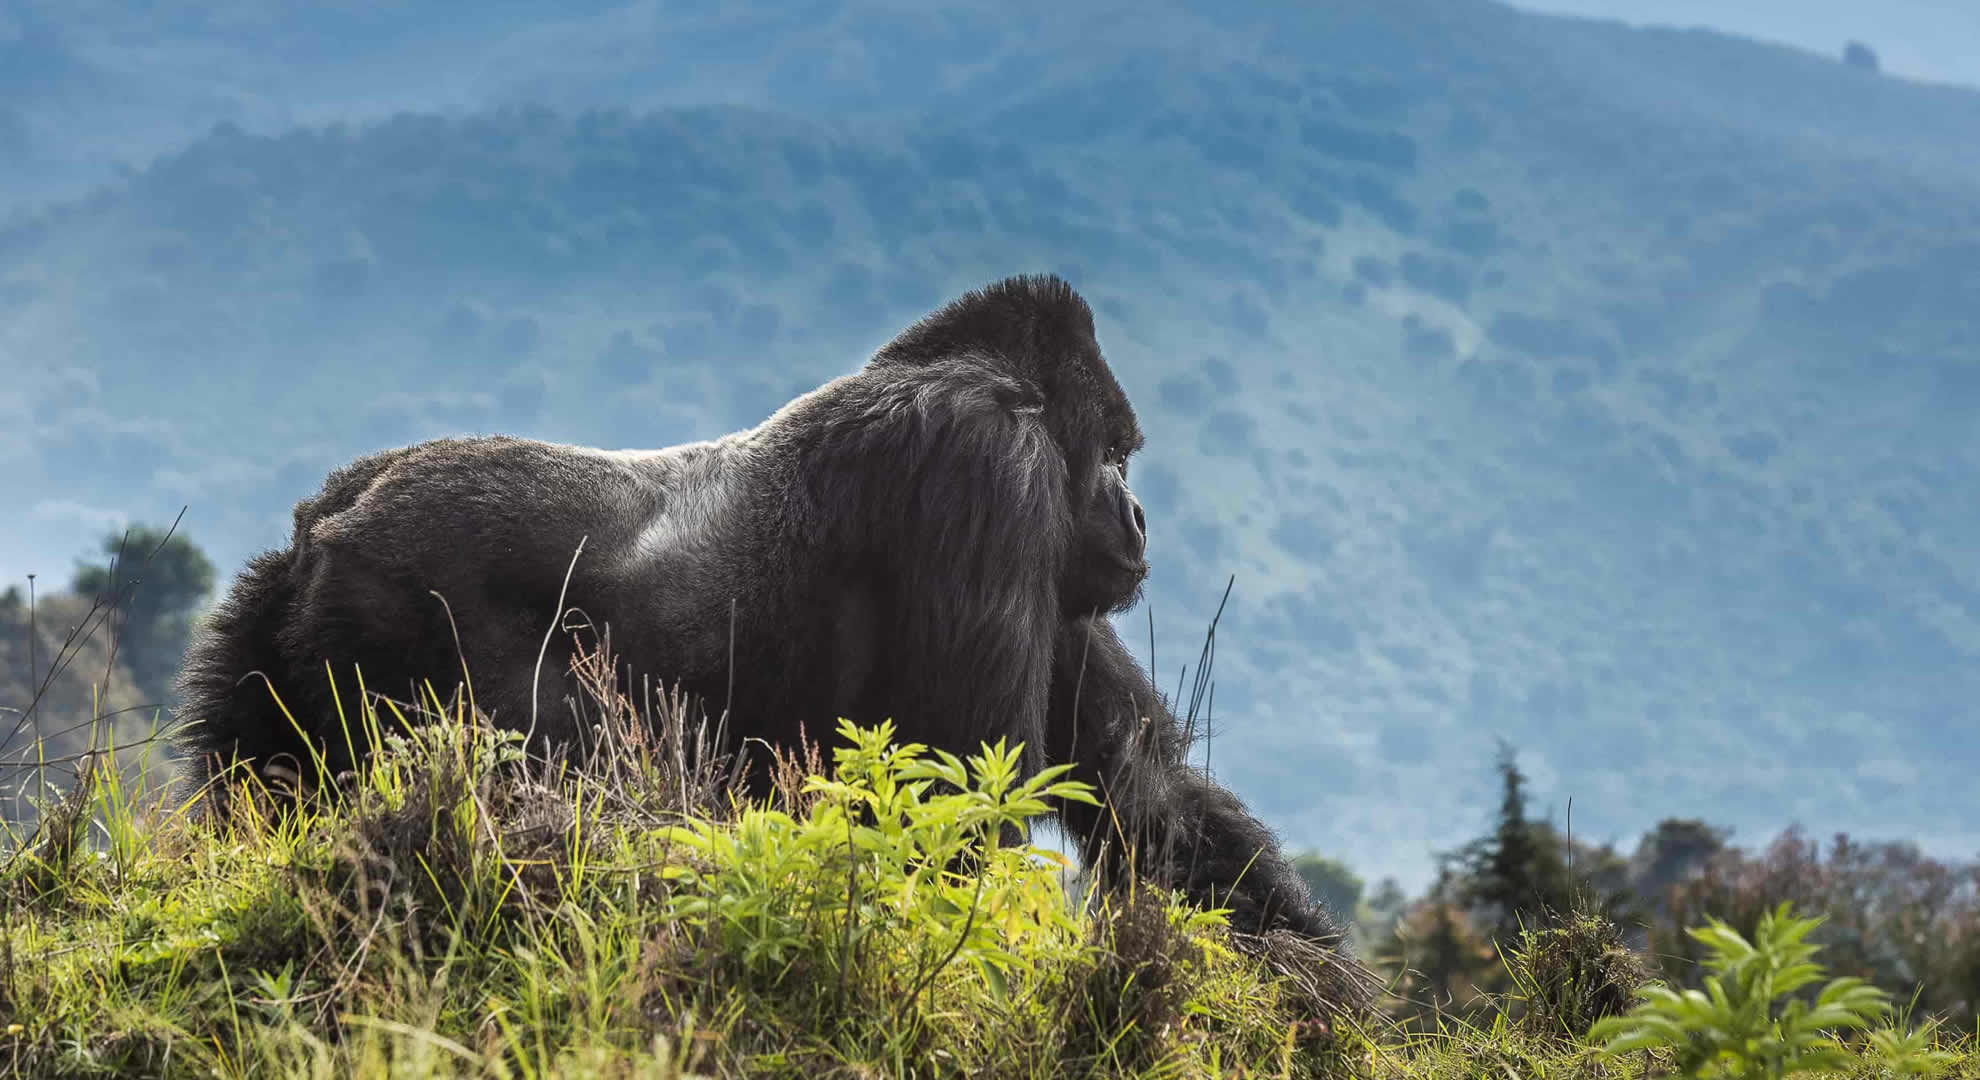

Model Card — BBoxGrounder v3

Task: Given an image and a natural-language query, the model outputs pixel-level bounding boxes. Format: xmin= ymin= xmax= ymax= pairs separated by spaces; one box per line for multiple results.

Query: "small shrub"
xmin=657 ymin=718 xmax=1098 ymax=1024
xmin=1589 ymin=902 xmax=1957 ymax=1078
xmin=1503 ymin=911 xmax=1649 ymax=1039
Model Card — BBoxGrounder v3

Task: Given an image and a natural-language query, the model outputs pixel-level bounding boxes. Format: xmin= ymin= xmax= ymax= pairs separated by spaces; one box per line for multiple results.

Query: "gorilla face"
xmin=1064 ymin=440 xmax=1149 ymax=616
xmin=860 ymin=273 xmax=1149 ymax=619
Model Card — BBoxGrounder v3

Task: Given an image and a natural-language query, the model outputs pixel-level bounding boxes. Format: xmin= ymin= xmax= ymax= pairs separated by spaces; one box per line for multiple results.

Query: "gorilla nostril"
xmin=1122 ymin=493 xmax=1147 ymax=558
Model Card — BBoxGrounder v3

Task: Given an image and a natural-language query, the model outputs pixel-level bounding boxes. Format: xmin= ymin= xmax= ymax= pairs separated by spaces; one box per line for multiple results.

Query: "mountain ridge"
xmin=5 ymin=0 xmax=1978 ymax=889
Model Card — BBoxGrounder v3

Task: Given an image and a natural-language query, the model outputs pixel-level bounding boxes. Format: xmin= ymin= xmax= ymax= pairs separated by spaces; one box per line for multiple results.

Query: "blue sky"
xmin=1511 ymin=0 xmax=1980 ymax=88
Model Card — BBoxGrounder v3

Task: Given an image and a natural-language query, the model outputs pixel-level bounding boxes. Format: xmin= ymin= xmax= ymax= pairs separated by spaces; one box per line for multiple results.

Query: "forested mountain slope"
xmin=6 ymin=0 xmax=1977 ymax=886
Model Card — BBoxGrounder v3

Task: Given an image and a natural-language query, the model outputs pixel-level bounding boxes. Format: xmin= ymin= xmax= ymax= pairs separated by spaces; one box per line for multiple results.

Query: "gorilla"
xmin=175 ymin=274 xmax=1348 ymax=947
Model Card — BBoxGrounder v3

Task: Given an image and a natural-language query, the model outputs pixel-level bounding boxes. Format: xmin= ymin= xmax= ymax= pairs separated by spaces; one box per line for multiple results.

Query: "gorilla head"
xmin=174 ymin=273 xmax=1355 ymax=971
xmin=864 ymin=276 xmax=1148 ymax=617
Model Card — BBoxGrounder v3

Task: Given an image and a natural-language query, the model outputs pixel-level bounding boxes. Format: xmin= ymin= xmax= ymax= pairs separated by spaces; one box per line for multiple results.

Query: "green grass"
xmin=1 ymin=653 xmax=1975 ymax=1078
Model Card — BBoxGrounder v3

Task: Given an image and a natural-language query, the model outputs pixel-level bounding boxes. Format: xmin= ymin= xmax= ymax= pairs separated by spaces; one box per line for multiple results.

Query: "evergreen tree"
xmin=1455 ymin=742 xmax=1574 ymax=940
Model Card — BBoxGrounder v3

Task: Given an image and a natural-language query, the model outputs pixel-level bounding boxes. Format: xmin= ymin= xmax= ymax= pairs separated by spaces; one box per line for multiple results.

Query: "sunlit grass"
xmin=0 ymin=647 xmax=1973 ymax=1078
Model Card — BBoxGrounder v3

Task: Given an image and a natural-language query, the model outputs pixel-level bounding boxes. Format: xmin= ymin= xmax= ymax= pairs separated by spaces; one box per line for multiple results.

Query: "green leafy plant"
xmin=1588 ymin=901 xmax=1956 ymax=1078
xmin=658 ymin=718 xmax=1099 ymax=1019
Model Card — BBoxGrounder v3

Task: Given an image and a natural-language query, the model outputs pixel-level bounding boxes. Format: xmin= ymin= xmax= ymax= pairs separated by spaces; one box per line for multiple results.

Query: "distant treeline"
xmin=1298 ymin=748 xmax=1980 ymax=1030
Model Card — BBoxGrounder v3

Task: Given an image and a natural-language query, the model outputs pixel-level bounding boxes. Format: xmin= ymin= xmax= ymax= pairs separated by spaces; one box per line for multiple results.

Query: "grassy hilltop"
xmin=1 ymin=636 xmax=1974 ymax=1078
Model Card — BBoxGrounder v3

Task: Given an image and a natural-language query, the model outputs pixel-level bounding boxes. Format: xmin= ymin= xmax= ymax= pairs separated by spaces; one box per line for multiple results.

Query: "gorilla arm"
xmin=799 ymin=359 xmax=1076 ymax=756
xmin=1046 ymin=615 xmax=1348 ymax=946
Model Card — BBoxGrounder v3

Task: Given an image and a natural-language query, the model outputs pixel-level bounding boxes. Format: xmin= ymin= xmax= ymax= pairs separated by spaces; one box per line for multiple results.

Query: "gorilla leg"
xmin=1047 ymin=616 xmax=1348 ymax=946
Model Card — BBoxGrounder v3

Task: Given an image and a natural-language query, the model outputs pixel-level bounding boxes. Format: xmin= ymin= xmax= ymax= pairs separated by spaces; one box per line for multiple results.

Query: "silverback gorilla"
xmin=175 ymin=274 xmax=1347 ymax=946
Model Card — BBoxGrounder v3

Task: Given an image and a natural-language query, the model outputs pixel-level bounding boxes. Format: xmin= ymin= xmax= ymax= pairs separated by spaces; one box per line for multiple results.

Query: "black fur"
xmin=175 ymin=274 xmax=1348 ymax=945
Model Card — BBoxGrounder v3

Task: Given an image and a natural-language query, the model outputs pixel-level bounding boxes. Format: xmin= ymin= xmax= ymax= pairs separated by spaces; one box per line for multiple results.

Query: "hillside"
xmin=5 ymin=0 xmax=1979 ymax=888
xmin=10 ymin=0 xmax=1980 ymax=208
xmin=5 ymin=671 xmax=1970 ymax=1078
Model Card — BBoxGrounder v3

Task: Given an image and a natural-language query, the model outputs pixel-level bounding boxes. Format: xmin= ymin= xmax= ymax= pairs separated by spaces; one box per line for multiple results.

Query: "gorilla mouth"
xmin=1109 ymin=555 xmax=1150 ymax=578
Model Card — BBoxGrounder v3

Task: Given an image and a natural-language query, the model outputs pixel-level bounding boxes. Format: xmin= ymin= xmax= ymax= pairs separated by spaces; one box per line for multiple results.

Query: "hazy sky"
xmin=1511 ymin=0 xmax=1980 ymax=89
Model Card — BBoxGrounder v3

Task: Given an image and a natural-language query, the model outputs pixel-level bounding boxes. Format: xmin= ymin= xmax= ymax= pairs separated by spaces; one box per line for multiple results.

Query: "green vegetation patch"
xmin=0 ymin=669 xmax=1368 ymax=1079
xmin=0 ymin=659 xmax=1971 ymax=1078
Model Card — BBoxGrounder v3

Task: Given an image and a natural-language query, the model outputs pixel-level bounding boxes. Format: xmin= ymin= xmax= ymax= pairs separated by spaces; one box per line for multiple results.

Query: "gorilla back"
xmin=179 ymin=274 xmax=1123 ymax=802
xmin=177 ymin=273 xmax=1357 ymax=961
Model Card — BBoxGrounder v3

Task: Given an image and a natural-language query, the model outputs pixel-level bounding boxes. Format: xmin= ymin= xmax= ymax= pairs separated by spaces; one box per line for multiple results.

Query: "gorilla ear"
xmin=991 ymin=377 xmax=1046 ymax=415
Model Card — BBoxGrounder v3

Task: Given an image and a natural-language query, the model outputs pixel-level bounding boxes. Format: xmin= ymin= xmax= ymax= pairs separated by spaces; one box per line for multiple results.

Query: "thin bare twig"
xmin=527 ymin=536 xmax=588 ymax=751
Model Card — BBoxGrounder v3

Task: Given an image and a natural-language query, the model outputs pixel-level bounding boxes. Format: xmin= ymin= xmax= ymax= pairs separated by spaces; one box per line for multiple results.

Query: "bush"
xmin=1591 ymin=903 xmax=1955 ymax=1078
xmin=657 ymin=718 xmax=1095 ymax=1011
xmin=1503 ymin=912 xmax=1649 ymax=1039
